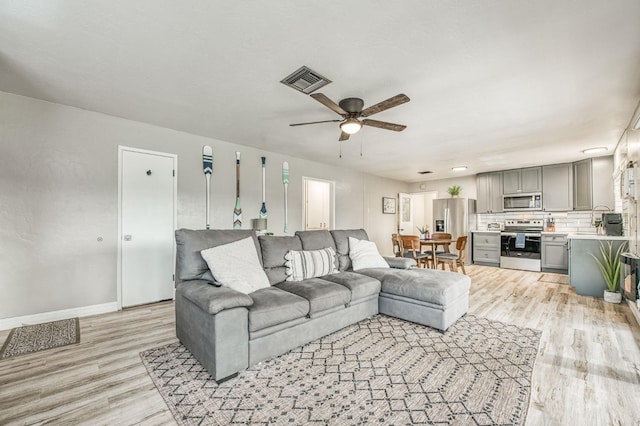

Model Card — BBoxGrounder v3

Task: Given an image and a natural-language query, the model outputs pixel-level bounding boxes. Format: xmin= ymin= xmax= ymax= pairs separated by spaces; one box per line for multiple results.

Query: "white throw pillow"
xmin=200 ymin=237 xmax=270 ymax=294
xmin=285 ymin=247 xmax=338 ymax=281
xmin=348 ymin=237 xmax=389 ymax=270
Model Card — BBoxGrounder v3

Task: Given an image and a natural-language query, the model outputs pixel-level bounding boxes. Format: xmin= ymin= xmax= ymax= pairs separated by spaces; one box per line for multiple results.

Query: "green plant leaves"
xmin=590 ymin=241 xmax=627 ymax=292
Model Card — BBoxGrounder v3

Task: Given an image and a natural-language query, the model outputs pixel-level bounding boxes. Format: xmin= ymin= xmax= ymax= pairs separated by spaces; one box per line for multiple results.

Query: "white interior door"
xmin=119 ymin=147 xmax=176 ymax=308
xmin=304 ymin=178 xmax=333 ymax=230
xmin=398 ymin=192 xmax=413 ymax=234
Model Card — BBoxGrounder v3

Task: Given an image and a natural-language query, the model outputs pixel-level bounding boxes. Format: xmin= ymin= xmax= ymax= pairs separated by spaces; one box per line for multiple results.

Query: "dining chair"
xmin=436 ymin=236 xmax=468 ymax=274
xmin=399 ymin=235 xmax=431 ymax=268
xmin=421 ymin=232 xmax=453 ymax=266
xmin=391 ymin=233 xmax=403 ymax=257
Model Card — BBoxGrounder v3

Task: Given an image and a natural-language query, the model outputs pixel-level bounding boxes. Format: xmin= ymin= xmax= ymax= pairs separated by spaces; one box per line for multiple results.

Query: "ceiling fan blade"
xmin=339 ymin=131 xmax=350 ymax=141
xmin=310 ymin=93 xmax=347 ymax=116
xmin=290 ymin=119 xmax=342 ymax=127
xmin=362 ymin=119 xmax=407 ymax=132
xmin=360 ymin=94 xmax=410 ymax=117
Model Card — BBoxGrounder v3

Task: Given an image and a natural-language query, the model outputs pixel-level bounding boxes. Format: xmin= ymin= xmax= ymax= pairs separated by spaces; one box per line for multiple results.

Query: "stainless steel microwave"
xmin=503 ymin=193 xmax=542 ymax=211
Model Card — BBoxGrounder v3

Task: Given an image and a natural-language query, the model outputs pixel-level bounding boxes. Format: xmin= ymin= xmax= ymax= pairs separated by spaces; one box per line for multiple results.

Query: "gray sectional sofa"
xmin=174 ymin=228 xmax=471 ymax=383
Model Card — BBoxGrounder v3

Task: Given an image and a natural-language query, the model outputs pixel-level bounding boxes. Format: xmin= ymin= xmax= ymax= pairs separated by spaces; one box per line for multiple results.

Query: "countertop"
xmin=471 ymin=230 xmax=501 ymax=233
xmin=566 ymin=234 xmax=628 ymax=241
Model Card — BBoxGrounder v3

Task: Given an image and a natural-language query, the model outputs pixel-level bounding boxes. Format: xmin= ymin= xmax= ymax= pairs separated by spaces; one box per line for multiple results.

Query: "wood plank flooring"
xmin=1 ymin=265 xmax=639 ymax=425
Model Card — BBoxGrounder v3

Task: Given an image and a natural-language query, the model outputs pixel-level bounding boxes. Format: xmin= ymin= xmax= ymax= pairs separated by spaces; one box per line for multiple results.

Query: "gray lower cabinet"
xmin=568 ymin=237 xmax=628 ymax=297
xmin=472 ymin=232 xmax=500 ymax=266
xmin=541 ymin=234 xmax=568 ymax=272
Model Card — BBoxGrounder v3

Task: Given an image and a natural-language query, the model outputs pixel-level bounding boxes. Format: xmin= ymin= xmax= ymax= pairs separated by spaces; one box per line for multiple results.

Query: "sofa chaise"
xmin=174 ymin=228 xmax=470 ymax=383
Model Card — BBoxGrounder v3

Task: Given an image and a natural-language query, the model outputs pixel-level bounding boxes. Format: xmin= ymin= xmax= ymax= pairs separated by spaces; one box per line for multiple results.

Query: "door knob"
xmin=123 ymin=235 xmax=132 ymax=241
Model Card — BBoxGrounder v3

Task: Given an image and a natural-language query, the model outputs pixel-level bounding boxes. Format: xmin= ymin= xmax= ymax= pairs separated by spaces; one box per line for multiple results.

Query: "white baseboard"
xmin=0 ymin=302 xmax=119 ymax=331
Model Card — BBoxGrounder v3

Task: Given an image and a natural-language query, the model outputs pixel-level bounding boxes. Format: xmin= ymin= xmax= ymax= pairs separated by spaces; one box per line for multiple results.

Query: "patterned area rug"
xmin=141 ymin=315 xmax=541 ymax=425
xmin=538 ymin=273 xmax=569 ymax=285
xmin=0 ymin=318 xmax=80 ymax=359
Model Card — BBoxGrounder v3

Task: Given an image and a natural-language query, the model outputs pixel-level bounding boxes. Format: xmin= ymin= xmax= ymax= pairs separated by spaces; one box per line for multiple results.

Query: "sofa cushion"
xmin=275 ymin=278 xmax=351 ymax=318
xmin=348 ymin=237 xmax=389 ymax=270
xmin=201 ymin=237 xmax=270 ymax=294
xmin=178 ymin=280 xmax=254 ymax=315
xmin=259 ymin=235 xmax=303 ymax=267
xmin=319 ymin=272 xmax=381 ymax=301
xmin=247 ymin=287 xmax=309 ymax=332
xmin=295 ymin=230 xmax=336 ymax=251
xmin=330 ymin=229 xmax=369 ymax=271
xmin=175 ymin=229 xmax=261 ymax=283
xmin=357 ymin=268 xmax=470 ymax=306
xmin=285 ymin=247 xmax=338 ymax=281
xmin=259 ymin=235 xmax=303 ymax=285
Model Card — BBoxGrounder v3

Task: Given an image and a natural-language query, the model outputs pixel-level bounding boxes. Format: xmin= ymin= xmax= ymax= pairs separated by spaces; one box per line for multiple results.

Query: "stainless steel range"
xmin=500 ymin=219 xmax=543 ymax=272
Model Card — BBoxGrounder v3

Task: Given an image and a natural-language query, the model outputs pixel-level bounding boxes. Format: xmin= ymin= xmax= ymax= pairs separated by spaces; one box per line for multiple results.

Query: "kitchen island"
xmin=568 ymin=234 xmax=629 ymax=297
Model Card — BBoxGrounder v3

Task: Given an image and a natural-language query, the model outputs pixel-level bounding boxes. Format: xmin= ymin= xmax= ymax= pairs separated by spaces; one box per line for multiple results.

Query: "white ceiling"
xmin=2 ymin=1 xmax=640 ymax=182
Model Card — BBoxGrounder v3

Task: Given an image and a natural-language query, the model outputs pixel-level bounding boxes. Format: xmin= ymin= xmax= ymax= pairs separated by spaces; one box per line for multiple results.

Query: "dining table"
xmin=419 ymin=238 xmax=454 ymax=269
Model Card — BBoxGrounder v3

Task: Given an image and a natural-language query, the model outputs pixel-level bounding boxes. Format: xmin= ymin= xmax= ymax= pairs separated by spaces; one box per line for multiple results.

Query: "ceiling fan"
xmin=290 ymin=93 xmax=410 ymax=141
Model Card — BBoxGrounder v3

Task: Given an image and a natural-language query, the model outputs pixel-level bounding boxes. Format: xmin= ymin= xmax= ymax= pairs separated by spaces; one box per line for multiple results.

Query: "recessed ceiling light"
xmin=582 ymin=147 xmax=608 ymax=154
xmin=451 ymin=166 xmax=467 ymax=172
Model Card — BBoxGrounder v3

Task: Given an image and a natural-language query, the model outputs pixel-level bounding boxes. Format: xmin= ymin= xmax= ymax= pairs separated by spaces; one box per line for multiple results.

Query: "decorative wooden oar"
xmin=202 ymin=145 xmax=213 ymax=229
xmin=233 ymin=152 xmax=242 ymax=229
xmin=260 ymin=156 xmax=267 ymax=220
xmin=282 ymin=161 xmax=289 ymax=233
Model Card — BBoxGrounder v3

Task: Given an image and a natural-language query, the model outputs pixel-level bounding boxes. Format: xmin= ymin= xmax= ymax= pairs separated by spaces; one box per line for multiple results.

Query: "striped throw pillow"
xmin=284 ymin=247 xmax=338 ymax=281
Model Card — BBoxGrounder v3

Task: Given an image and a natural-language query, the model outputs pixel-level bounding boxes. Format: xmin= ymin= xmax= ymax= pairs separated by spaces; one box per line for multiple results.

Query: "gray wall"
xmin=0 ymin=91 xmax=409 ymax=319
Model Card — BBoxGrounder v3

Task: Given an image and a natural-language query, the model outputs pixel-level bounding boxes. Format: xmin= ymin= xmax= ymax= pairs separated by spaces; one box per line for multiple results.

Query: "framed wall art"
xmin=382 ymin=197 xmax=396 ymax=214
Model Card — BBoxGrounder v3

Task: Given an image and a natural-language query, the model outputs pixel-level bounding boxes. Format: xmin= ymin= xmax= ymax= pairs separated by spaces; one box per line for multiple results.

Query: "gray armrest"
xmin=383 ymin=256 xmax=416 ymax=269
xmin=178 ymin=280 xmax=254 ymax=314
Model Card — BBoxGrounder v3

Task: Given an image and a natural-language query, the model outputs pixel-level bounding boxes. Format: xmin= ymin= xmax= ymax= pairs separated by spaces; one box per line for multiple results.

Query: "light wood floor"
xmin=1 ymin=265 xmax=639 ymax=425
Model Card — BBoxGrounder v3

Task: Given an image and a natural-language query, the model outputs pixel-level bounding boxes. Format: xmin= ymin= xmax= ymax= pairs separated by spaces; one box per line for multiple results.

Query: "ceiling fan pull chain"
xmin=360 ymin=138 xmax=363 ymax=157
xmin=339 ymin=140 xmax=342 ymax=158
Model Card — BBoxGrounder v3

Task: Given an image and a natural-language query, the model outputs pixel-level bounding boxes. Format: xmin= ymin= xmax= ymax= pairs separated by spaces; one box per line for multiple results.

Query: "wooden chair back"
xmin=455 ymin=236 xmax=468 ymax=261
xmin=391 ymin=233 xmax=403 ymax=257
xmin=431 ymin=232 xmax=452 ymax=241
xmin=400 ymin=235 xmax=421 ymax=254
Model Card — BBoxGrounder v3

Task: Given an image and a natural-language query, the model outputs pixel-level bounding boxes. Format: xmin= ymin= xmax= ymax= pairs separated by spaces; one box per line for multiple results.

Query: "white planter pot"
xmin=603 ymin=290 xmax=622 ymax=304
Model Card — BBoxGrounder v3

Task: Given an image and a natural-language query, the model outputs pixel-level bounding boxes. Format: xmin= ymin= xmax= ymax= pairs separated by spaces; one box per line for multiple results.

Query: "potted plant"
xmin=591 ymin=241 xmax=626 ymax=303
xmin=416 ymin=225 xmax=430 ymax=240
xmin=447 ymin=185 xmax=462 ymax=198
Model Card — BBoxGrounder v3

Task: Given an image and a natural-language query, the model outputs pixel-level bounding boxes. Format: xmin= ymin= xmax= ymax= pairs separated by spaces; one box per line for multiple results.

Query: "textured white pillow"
xmin=285 ymin=247 xmax=338 ymax=281
xmin=348 ymin=237 xmax=389 ymax=270
xmin=200 ymin=237 xmax=270 ymax=294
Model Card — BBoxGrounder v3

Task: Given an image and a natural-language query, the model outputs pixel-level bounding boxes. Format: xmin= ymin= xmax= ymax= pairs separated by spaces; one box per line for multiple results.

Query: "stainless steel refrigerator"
xmin=433 ymin=198 xmax=476 ymax=259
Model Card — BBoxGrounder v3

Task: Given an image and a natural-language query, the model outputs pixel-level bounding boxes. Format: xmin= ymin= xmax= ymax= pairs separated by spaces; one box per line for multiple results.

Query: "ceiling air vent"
xmin=418 ymin=171 xmax=433 ymax=175
xmin=280 ymin=66 xmax=331 ymax=94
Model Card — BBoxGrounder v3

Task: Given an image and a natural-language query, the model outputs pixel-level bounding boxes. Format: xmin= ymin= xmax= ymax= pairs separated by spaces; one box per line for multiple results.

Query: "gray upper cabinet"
xmin=592 ymin=156 xmax=615 ymax=209
xmin=503 ymin=167 xmax=542 ymax=194
xmin=476 ymin=172 xmax=503 ymax=213
xmin=542 ymin=163 xmax=573 ymax=211
xmin=573 ymin=159 xmax=593 ymax=211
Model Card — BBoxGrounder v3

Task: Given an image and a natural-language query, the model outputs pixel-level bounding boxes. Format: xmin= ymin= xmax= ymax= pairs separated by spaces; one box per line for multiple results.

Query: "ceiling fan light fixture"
xmin=340 ymin=118 xmax=362 ymax=135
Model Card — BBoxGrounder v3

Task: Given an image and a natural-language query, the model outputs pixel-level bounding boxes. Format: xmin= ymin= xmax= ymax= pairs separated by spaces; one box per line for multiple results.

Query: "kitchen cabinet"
xmin=572 ymin=156 xmax=615 ymax=211
xmin=542 ymin=163 xmax=573 ymax=211
xmin=476 ymin=172 xmax=503 ymax=214
xmin=503 ymin=167 xmax=542 ymax=194
xmin=541 ymin=234 xmax=568 ymax=272
xmin=472 ymin=232 xmax=500 ymax=266
xmin=573 ymin=159 xmax=593 ymax=211
xmin=568 ymin=235 xmax=628 ymax=297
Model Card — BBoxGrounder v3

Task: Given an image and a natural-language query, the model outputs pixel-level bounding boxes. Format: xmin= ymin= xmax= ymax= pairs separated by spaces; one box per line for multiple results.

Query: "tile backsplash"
xmin=476 ymin=211 xmax=599 ymax=234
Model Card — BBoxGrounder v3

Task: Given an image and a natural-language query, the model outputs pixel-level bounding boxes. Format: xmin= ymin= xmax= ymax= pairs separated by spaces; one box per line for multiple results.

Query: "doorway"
xmin=118 ymin=147 xmax=177 ymax=309
xmin=303 ymin=177 xmax=334 ymax=230
xmin=412 ymin=191 xmax=438 ymax=235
